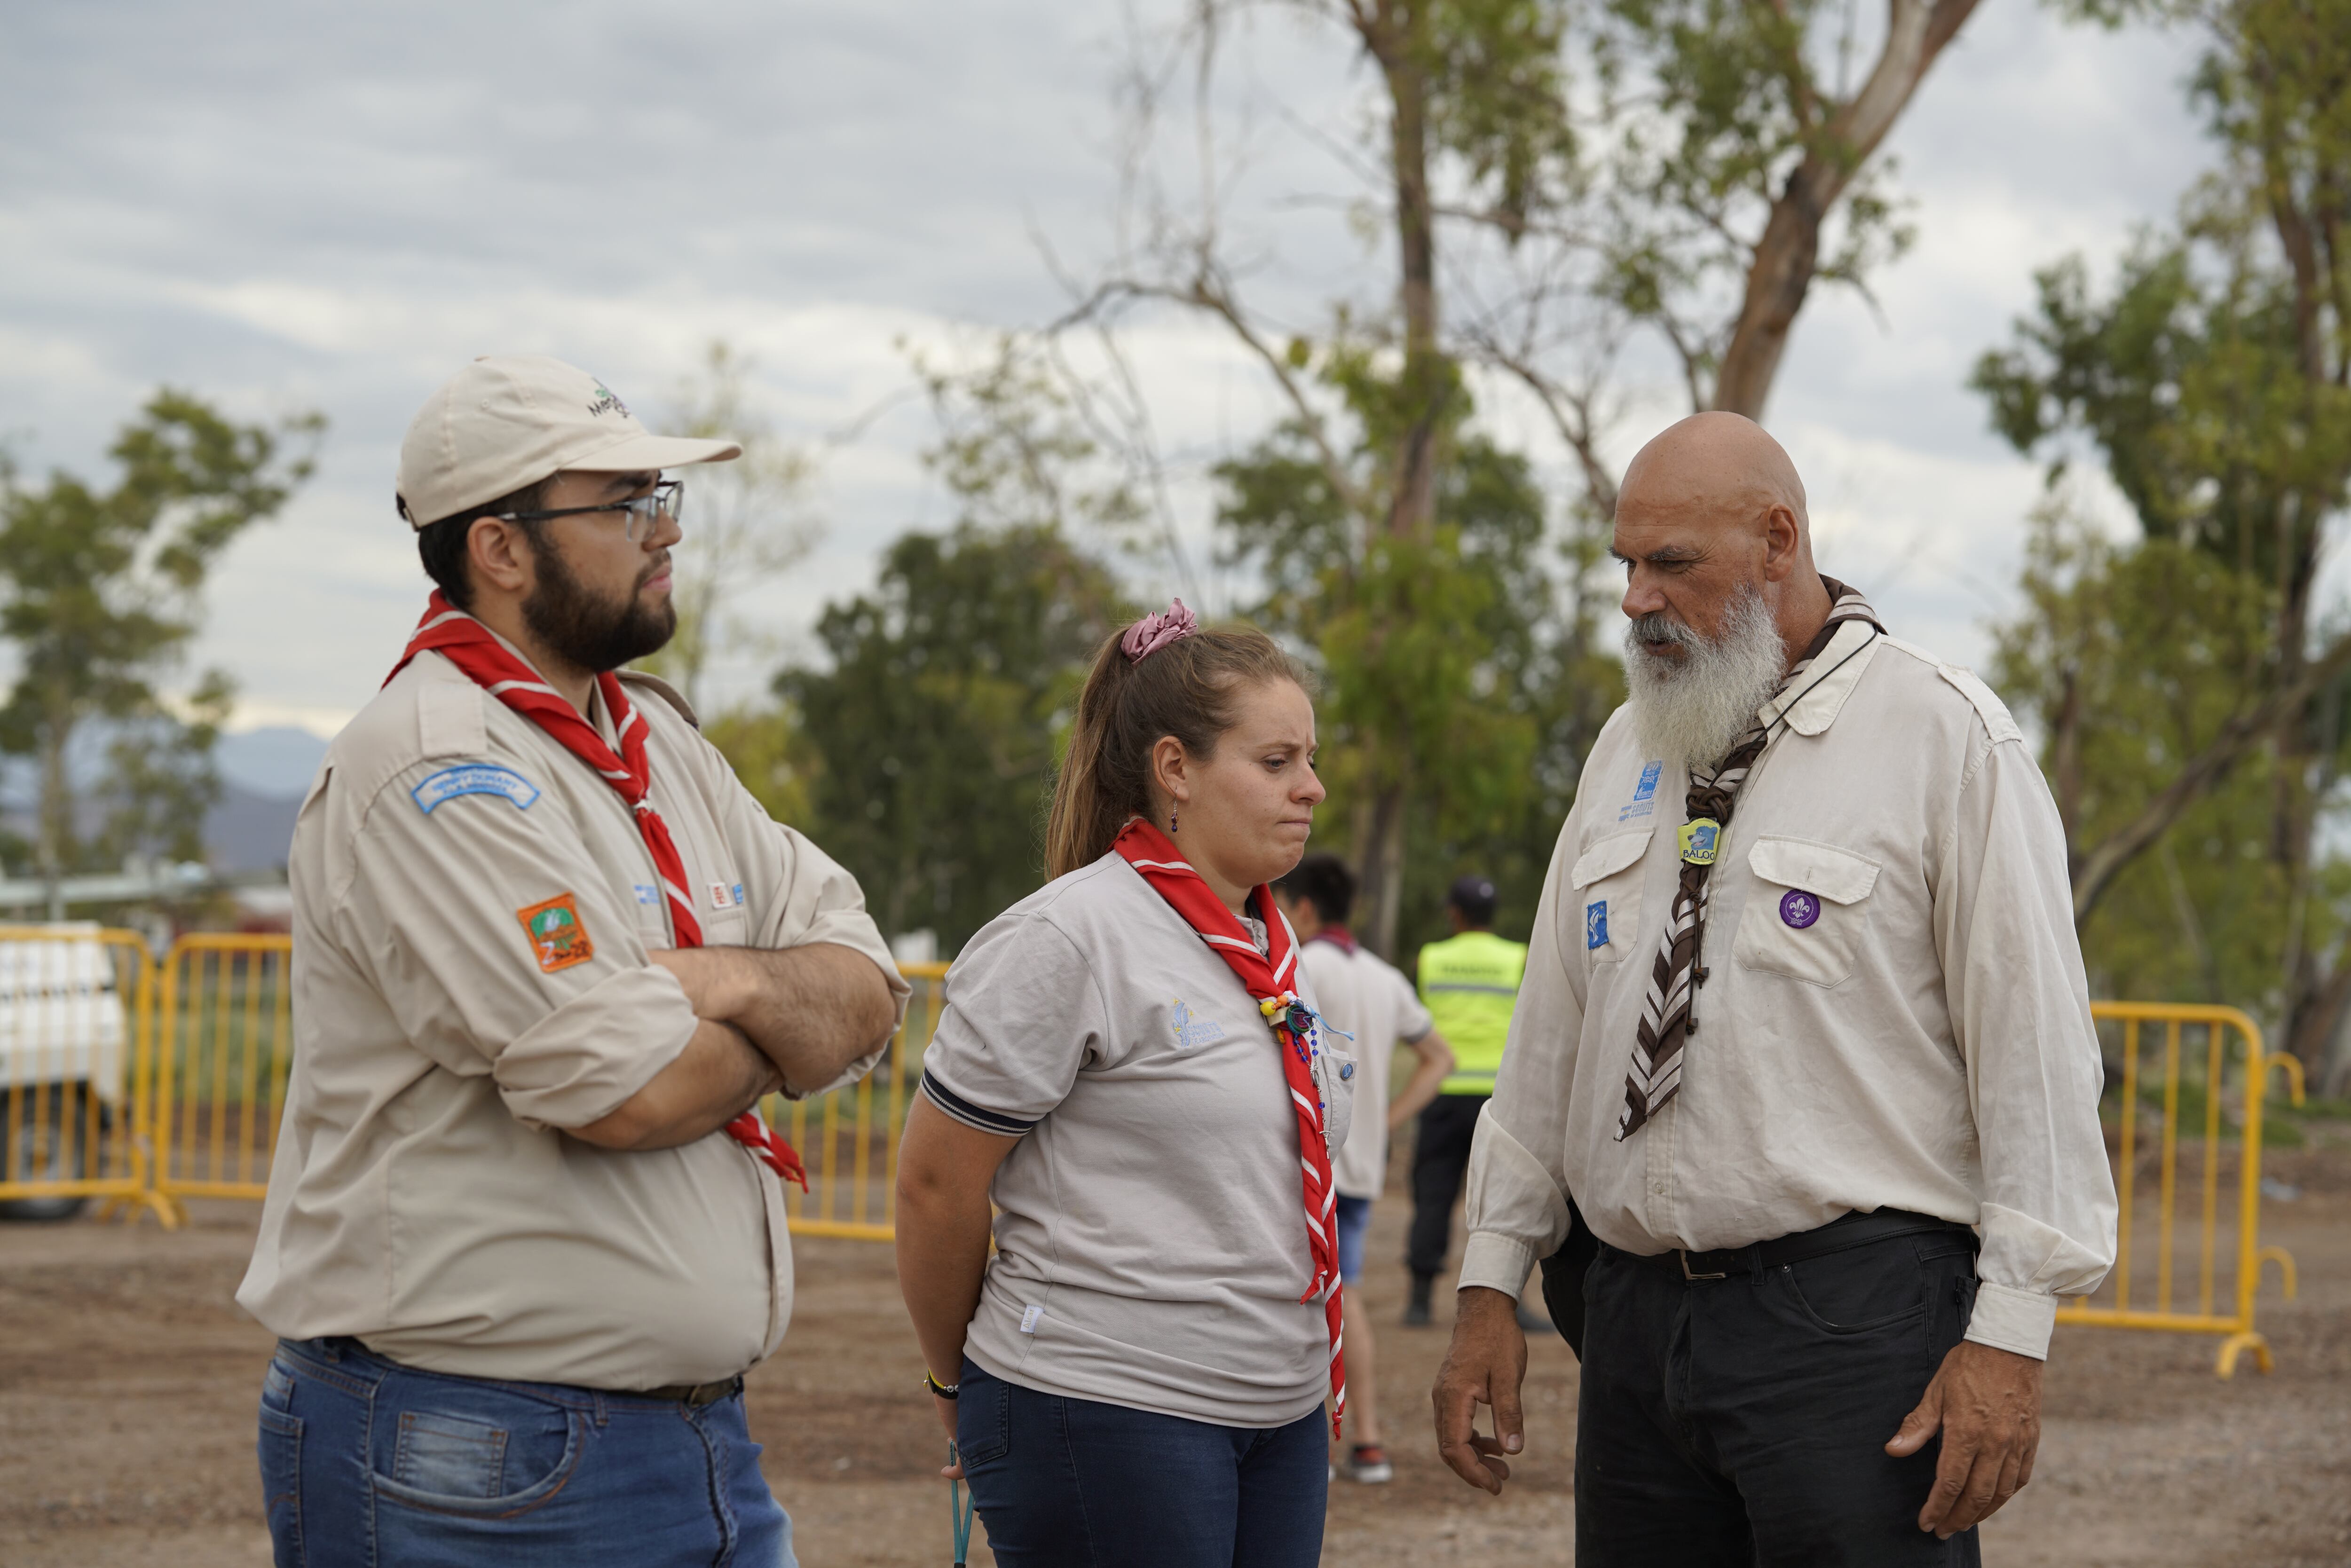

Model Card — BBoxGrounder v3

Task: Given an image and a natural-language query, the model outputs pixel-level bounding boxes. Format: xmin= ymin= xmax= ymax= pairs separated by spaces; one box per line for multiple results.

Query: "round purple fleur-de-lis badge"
xmin=1779 ymin=889 xmax=1821 ymax=929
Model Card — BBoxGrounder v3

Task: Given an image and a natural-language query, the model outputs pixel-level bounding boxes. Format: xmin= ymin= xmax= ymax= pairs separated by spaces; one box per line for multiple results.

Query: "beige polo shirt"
xmin=1459 ymin=622 xmax=2117 ymax=1360
xmin=237 ymin=641 xmax=907 ymax=1390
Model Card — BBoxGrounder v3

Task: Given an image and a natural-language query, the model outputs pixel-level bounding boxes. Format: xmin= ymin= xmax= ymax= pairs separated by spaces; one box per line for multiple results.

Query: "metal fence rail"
xmin=0 ymin=924 xmax=167 ymax=1224
xmin=773 ymin=961 xmax=946 ymax=1240
xmin=2055 ymin=1001 xmax=2305 ymax=1376
xmin=150 ymin=933 xmax=293 ymax=1218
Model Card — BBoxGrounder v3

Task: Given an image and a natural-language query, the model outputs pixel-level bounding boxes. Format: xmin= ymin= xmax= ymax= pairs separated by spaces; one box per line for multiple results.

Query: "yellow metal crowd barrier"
xmin=0 ymin=929 xmax=947 ymax=1236
xmin=771 ymin=961 xmax=947 ymax=1240
xmin=0 ymin=924 xmax=168 ymax=1225
xmin=2055 ymin=1002 xmax=2306 ymax=1376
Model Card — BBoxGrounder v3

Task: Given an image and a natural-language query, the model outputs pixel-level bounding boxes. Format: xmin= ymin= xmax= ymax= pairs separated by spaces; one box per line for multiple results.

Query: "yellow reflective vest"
xmin=1416 ymin=929 xmax=1528 ymax=1096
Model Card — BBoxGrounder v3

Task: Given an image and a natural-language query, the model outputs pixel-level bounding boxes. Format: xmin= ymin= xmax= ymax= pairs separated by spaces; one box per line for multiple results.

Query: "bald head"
xmin=1618 ymin=411 xmax=1809 ymax=537
xmin=1611 ymin=411 xmax=1830 ymax=670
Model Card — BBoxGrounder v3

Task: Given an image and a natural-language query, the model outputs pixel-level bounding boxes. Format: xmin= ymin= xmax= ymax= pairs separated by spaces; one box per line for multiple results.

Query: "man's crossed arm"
xmin=573 ymin=945 xmax=900 ymax=1152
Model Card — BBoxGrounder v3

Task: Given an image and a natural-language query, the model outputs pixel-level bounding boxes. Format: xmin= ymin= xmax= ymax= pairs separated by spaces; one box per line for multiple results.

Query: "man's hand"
xmin=1431 ymin=1285 xmax=1528 ymax=1495
xmin=648 ymin=944 xmax=898 ymax=1092
xmin=1886 ymin=1339 xmax=2043 ymax=1538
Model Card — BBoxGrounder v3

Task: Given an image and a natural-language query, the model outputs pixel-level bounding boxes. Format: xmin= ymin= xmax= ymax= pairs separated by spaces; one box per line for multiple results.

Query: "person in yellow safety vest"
xmin=1402 ymin=874 xmax=1528 ymax=1328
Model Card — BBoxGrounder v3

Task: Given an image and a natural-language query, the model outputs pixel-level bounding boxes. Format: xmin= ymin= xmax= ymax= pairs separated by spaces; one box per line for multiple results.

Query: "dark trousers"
xmin=1406 ymin=1093 xmax=1487 ymax=1277
xmin=1576 ymin=1225 xmax=1984 ymax=1567
xmin=955 ymin=1358 xmax=1326 ymax=1568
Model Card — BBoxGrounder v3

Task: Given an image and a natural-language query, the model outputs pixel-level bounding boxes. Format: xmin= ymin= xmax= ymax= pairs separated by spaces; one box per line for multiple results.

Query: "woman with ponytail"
xmin=894 ymin=601 xmax=1355 ymax=1568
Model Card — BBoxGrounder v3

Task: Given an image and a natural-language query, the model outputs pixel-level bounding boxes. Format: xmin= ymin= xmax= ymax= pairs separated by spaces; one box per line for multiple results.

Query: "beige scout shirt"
xmin=1459 ymin=622 xmax=2118 ymax=1360
xmin=237 ymin=642 xmax=907 ymax=1390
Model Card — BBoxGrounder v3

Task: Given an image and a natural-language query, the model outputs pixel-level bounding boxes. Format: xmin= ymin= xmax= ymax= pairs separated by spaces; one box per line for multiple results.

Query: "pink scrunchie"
xmin=1120 ymin=598 xmax=1198 ymax=663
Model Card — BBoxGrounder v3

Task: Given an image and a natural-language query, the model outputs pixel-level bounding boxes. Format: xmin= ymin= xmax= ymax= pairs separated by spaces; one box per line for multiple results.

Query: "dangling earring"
xmin=1170 ymin=807 xmax=1179 ymax=835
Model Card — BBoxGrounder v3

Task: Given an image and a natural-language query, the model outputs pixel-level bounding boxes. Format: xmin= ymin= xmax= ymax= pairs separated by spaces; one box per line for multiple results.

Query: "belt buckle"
xmin=1678 ymin=1250 xmax=1727 ymax=1282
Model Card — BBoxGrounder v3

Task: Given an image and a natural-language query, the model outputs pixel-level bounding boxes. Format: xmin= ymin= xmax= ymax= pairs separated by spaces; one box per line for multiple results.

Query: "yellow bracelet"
xmin=924 ymin=1371 xmax=960 ymax=1399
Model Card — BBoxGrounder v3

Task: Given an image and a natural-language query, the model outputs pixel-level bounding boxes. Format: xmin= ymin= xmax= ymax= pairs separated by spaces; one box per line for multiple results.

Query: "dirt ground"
xmin=3 ymin=1151 xmax=2348 ymax=1568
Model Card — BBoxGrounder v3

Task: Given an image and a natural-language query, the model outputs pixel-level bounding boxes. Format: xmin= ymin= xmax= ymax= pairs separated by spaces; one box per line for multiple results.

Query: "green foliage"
xmin=702 ymin=702 xmax=820 ymax=832
xmin=1990 ymin=504 xmax=2294 ymax=1004
xmin=1972 ymin=234 xmax=2351 ymax=583
xmin=1584 ymin=0 xmax=1917 ymax=391
xmin=778 ymin=523 xmax=1128 ymax=951
xmin=0 ymin=390 xmax=320 ymax=878
xmin=1214 ymin=344 xmax=1620 ymax=951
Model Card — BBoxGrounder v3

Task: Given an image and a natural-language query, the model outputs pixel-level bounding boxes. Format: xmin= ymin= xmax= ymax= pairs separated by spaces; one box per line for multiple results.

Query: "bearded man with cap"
xmin=238 ymin=355 xmax=908 ymax=1567
xmin=1430 ymin=412 xmax=2116 ymax=1565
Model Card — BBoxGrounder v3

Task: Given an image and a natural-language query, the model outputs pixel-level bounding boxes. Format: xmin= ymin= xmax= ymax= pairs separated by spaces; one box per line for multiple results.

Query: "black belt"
xmin=635 ymin=1375 xmax=744 ymax=1406
xmin=1609 ymin=1207 xmax=1974 ymax=1283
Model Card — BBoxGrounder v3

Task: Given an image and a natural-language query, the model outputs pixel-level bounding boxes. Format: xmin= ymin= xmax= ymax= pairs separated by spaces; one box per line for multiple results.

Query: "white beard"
xmin=1622 ymin=585 xmax=1787 ymax=772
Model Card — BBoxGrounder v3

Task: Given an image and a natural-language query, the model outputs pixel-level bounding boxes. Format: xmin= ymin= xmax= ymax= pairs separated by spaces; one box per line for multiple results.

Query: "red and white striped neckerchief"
xmin=386 ymin=591 xmax=809 ymax=1189
xmin=1110 ymin=819 xmax=1346 ymax=1435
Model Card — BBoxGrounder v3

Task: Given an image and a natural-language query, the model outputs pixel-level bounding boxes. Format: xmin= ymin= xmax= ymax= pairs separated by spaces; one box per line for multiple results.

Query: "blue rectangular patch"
xmin=1586 ymin=900 xmax=1609 ymax=950
xmin=412 ymin=764 xmax=541 ymax=815
xmin=1634 ymin=761 xmax=1663 ymax=802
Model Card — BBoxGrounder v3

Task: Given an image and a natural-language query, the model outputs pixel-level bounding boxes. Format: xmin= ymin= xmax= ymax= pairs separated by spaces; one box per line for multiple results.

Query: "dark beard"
xmin=520 ymin=538 xmax=676 ymax=674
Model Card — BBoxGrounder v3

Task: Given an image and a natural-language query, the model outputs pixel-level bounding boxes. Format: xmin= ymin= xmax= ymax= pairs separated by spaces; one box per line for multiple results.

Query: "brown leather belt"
xmin=1612 ymin=1207 xmax=1974 ymax=1283
xmin=634 ymin=1374 xmax=745 ymax=1406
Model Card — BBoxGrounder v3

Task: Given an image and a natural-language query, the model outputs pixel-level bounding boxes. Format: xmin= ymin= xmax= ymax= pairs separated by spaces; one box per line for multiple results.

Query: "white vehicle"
xmin=0 ymin=923 xmax=134 ymax=1221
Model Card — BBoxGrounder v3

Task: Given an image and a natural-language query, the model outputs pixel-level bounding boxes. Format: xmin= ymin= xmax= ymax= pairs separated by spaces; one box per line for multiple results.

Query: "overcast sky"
xmin=0 ymin=0 xmax=2217 ymax=739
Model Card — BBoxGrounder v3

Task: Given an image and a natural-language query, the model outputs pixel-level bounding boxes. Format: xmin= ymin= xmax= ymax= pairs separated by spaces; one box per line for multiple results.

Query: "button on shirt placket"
xmin=1642 ymin=731 xmax=1783 ymax=1247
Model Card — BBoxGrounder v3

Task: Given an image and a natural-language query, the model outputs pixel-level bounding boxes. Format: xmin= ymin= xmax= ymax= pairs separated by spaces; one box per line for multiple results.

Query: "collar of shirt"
xmin=1757 ymin=616 xmax=1883 ymax=738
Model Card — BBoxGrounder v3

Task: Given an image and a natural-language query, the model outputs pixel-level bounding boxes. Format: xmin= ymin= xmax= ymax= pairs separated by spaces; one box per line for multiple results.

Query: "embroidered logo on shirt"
xmin=1679 ymin=818 xmax=1721 ymax=866
xmin=1169 ymin=1000 xmax=1228 ymax=1051
xmin=1779 ymin=889 xmax=1822 ymax=929
xmin=1618 ymin=759 xmax=1665 ymax=823
xmin=1586 ymin=899 xmax=1610 ymax=950
xmin=516 ymin=893 xmax=595 ymax=973
xmin=411 ymin=764 xmax=540 ymax=815
xmin=633 ymin=883 xmax=661 ymax=908
xmin=1019 ymin=1305 xmax=1044 ymax=1334
xmin=709 ymin=880 xmax=738 ymax=911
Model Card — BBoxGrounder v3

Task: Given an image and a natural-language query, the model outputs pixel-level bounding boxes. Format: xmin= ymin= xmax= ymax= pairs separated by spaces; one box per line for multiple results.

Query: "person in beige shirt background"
xmin=1432 ymin=413 xmax=2116 ymax=1566
xmin=238 ymin=355 xmax=906 ymax=1568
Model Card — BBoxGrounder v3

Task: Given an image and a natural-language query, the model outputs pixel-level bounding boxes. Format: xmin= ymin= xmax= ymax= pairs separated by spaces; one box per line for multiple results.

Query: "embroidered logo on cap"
xmin=1779 ymin=889 xmax=1821 ymax=929
xmin=516 ymin=893 xmax=595 ymax=973
xmin=1586 ymin=900 xmax=1610 ymax=950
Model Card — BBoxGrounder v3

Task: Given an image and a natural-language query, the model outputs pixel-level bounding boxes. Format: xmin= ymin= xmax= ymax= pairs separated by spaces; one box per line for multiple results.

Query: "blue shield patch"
xmin=1586 ymin=900 xmax=1609 ymax=950
xmin=412 ymin=764 xmax=540 ymax=815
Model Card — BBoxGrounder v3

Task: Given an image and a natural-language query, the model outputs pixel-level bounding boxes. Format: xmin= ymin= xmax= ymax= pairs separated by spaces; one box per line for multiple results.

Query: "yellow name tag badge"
xmin=1678 ymin=818 xmax=1722 ymax=867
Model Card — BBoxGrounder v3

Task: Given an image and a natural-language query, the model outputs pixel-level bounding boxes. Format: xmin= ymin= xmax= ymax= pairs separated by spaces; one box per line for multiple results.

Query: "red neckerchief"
xmin=1110 ymin=818 xmax=1345 ymax=1435
xmin=1306 ymin=926 xmax=1357 ymax=954
xmin=387 ymin=591 xmax=807 ymax=1189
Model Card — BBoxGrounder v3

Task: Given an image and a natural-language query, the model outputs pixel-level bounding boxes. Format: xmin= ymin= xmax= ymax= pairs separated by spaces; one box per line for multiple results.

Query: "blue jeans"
xmin=955 ymin=1357 xmax=1326 ymax=1568
xmin=257 ymin=1338 xmax=795 ymax=1568
xmin=1333 ymin=1194 xmax=1372 ymax=1285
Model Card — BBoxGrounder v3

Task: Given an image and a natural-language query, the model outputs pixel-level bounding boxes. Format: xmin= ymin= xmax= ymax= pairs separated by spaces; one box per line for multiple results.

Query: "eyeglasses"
xmin=497 ymin=478 xmax=685 ymax=542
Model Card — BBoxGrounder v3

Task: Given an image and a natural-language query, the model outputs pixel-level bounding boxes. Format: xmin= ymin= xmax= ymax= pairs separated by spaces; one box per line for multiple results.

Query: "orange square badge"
xmin=516 ymin=893 xmax=595 ymax=974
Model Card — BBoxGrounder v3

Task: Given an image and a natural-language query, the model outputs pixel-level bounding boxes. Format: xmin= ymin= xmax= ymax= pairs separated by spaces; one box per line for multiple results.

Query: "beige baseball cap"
xmin=396 ymin=355 xmax=742 ymax=529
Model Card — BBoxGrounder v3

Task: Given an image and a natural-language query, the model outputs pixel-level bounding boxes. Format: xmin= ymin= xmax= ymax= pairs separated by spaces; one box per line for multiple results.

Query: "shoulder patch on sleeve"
xmin=413 ymin=764 xmax=541 ymax=814
xmin=516 ymin=892 xmax=595 ymax=972
xmin=1935 ymin=663 xmax=2023 ymax=745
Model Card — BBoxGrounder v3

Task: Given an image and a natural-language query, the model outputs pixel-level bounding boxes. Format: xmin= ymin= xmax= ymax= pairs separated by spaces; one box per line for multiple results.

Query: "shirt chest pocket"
xmin=1570 ymin=828 xmax=1652 ymax=966
xmin=1732 ymin=836 xmax=1880 ymax=988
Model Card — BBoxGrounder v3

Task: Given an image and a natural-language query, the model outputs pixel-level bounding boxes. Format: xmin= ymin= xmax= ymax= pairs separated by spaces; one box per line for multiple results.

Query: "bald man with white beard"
xmin=1429 ymin=414 xmax=2116 ymax=1565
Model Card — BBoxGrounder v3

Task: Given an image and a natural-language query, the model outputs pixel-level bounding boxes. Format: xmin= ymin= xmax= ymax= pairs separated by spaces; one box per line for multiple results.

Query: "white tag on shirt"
xmin=708 ymin=880 xmax=737 ymax=911
xmin=1020 ymin=1305 xmax=1043 ymax=1334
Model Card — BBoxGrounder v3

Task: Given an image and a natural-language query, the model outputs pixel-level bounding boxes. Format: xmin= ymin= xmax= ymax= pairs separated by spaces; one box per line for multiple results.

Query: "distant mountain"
xmin=217 ymin=727 xmax=332 ymax=799
xmin=207 ymin=782 xmax=302 ymax=873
